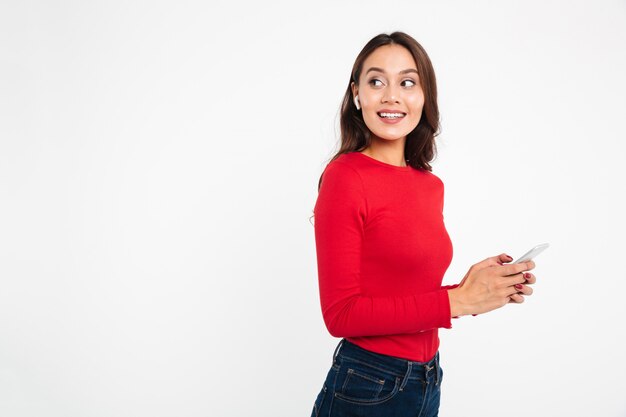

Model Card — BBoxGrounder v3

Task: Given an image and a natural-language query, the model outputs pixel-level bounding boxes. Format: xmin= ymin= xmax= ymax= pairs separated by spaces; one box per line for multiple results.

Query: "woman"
xmin=310 ymin=32 xmax=537 ymax=417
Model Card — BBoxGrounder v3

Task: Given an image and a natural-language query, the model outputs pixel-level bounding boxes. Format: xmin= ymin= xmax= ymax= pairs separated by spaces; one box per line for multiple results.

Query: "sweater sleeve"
xmin=314 ymin=161 xmax=453 ymax=338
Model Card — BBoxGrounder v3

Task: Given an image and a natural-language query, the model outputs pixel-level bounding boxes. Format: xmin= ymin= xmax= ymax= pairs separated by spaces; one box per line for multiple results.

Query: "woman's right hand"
xmin=448 ymin=254 xmax=536 ymax=317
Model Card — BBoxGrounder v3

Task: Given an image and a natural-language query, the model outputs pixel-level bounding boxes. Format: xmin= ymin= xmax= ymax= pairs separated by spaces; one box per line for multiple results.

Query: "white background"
xmin=1 ymin=1 xmax=625 ymax=416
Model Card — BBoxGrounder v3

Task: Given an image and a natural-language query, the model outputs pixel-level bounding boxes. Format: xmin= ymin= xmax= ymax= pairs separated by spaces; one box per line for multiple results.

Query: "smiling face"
xmin=351 ymin=44 xmax=425 ymax=144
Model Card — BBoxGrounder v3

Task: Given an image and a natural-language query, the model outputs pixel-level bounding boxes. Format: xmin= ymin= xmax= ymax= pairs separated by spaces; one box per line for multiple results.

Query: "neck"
xmin=361 ymin=137 xmax=407 ymax=167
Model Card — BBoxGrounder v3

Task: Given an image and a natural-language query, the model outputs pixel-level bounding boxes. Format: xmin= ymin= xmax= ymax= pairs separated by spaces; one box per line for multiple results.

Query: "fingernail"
xmin=506 ymin=255 xmax=513 ymax=261
xmin=515 ymin=284 xmax=523 ymax=290
xmin=524 ymin=273 xmax=531 ymax=280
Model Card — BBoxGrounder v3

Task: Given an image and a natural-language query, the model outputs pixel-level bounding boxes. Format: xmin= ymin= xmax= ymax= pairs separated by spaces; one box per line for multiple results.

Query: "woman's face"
xmin=352 ymin=44 xmax=425 ymax=143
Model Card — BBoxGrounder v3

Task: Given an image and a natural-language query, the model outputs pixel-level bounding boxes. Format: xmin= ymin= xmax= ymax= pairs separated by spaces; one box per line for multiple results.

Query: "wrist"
xmin=448 ymin=287 xmax=470 ymax=317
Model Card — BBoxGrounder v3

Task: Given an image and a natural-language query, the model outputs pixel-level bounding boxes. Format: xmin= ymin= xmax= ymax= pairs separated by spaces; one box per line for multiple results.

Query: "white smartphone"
xmin=513 ymin=243 xmax=550 ymax=264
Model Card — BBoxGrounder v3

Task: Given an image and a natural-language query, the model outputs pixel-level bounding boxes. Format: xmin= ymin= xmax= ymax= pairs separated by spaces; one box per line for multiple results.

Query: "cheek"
xmin=362 ymin=110 xmax=379 ymax=128
xmin=361 ymin=99 xmax=379 ymax=122
xmin=407 ymin=93 xmax=425 ymax=113
xmin=360 ymin=94 xmax=373 ymax=108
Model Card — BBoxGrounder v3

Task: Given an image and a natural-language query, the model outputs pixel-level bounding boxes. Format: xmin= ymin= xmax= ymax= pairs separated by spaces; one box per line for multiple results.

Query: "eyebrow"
xmin=365 ymin=67 xmax=418 ymax=75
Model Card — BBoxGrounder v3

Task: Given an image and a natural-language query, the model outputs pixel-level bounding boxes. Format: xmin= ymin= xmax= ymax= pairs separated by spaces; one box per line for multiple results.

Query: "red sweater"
xmin=314 ymin=151 xmax=455 ymax=362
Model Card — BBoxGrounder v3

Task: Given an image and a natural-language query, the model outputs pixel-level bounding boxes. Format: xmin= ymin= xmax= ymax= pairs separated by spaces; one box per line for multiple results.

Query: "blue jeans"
xmin=310 ymin=339 xmax=443 ymax=417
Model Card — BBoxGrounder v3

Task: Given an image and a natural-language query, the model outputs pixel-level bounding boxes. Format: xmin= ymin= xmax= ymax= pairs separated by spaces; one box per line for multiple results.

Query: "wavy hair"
xmin=317 ymin=31 xmax=441 ymax=191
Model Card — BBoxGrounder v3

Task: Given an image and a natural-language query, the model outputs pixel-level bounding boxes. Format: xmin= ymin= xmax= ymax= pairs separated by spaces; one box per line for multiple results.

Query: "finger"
xmin=514 ymin=283 xmax=533 ymax=296
xmin=523 ymin=272 xmax=536 ymax=285
xmin=508 ymin=293 xmax=525 ymax=304
xmin=502 ymin=281 xmax=526 ymax=296
xmin=477 ymin=253 xmax=514 ymax=269
xmin=500 ymin=260 xmax=536 ymax=276
xmin=496 ymin=253 xmax=514 ymax=265
xmin=503 ymin=273 xmax=527 ymax=288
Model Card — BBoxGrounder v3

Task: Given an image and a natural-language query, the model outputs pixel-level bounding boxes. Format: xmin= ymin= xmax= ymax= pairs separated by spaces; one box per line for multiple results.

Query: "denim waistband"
xmin=332 ymin=338 xmax=441 ymax=386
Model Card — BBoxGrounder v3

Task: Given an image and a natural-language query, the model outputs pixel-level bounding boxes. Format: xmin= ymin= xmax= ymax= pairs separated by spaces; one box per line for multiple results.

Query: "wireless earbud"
xmin=353 ymin=95 xmax=361 ymax=110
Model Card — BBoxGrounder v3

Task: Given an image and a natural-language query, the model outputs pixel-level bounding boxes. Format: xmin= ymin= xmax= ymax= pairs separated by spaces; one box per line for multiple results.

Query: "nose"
xmin=382 ymin=84 xmax=400 ymax=103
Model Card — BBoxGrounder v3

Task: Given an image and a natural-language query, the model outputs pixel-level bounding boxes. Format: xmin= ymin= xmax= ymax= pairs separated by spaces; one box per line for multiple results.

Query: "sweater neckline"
xmin=351 ymin=151 xmax=413 ymax=172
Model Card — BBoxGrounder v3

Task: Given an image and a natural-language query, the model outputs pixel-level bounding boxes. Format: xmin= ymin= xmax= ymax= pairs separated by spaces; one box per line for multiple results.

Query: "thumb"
xmin=478 ymin=253 xmax=514 ymax=268
xmin=496 ymin=253 xmax=514 ymax=265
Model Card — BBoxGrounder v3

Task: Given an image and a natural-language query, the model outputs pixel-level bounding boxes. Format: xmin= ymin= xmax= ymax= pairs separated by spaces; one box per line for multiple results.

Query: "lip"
xmin=377 ymin=109 xmax=406 ymax=114
xmin=377 ymin=109 xmax=407 ymax=124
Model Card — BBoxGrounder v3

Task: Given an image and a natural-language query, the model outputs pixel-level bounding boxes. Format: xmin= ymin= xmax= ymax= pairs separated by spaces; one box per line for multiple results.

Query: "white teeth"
xmin=379 ymin=112 xmax=405 ymax=119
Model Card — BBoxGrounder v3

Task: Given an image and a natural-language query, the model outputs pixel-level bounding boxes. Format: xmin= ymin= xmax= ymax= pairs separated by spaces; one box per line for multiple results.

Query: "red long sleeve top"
xmin=314 ymin=151 xmax=456 ymax=362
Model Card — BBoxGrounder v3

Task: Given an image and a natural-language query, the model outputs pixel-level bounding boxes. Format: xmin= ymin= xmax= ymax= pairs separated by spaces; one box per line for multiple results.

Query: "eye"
xmin=368 ymin=78 xmax=384 ymax=87
xmin=402 ymin=79 xmax=416 ymax=87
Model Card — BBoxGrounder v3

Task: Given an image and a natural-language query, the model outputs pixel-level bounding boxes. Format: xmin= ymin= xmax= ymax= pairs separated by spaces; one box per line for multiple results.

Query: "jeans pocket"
xmin=334 ymin=360 xmax=401 ymax=406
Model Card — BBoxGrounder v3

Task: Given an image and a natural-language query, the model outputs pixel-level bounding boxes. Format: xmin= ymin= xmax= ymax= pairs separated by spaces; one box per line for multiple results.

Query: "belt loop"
xmin=332 ymin=338 xmax=345 ymax=365
xmin=399 ymin=361 xmax=412 ymax=392
xmin=423 ymin=357 xmax=435 ymax=385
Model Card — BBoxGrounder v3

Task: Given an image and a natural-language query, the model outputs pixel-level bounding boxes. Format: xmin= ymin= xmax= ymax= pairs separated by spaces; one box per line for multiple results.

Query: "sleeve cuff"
xmin=438 ymin=288 xmax=453 ymax=329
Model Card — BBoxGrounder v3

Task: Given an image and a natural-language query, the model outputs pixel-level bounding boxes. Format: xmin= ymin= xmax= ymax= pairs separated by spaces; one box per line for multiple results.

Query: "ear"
xmin=351 ymin=81 xmax=358 ymax=99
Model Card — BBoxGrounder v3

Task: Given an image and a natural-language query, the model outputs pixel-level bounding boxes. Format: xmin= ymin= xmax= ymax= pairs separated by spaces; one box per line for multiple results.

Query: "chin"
xmin=371 ymin=130 xmax=411 ymax=142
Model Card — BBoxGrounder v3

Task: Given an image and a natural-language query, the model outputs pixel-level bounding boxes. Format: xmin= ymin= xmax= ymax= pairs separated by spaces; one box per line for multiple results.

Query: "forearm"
xmin=321 ymin=289 xmax=453 ymax=337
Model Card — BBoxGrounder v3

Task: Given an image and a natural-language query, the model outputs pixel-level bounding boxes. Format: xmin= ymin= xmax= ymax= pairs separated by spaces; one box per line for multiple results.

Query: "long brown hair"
xmin=317 ymin=32 xmax=441 ymax=191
